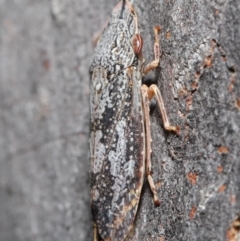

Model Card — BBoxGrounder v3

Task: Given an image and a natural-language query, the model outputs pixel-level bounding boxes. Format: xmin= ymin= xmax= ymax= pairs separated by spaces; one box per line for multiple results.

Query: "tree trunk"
xmin=0 ymin=0 xmax=239 ymax=241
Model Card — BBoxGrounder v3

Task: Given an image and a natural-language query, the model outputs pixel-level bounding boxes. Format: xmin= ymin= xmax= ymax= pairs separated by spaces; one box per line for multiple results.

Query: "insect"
xmin=89 ymin=1 xmax=179 ymax=240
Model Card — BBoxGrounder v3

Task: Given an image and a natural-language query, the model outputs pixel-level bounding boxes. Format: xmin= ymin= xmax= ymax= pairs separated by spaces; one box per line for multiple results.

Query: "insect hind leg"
xmin=93 ymin=222 xmax=102 ymax=241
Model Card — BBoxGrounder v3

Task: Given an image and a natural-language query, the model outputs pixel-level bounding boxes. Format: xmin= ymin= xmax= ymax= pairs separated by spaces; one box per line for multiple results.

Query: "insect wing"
xmin=89 ymin=1 xmax=145 ymax=240
xmin=90 ymin=66 xmax=145 ymax=240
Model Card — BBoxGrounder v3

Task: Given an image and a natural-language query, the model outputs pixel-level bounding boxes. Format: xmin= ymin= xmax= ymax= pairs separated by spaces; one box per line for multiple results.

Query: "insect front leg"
xmin=143 ymin=26 xmax=161 ymax=75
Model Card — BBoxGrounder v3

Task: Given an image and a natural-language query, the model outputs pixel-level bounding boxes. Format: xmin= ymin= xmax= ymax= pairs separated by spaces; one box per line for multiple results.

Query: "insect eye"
xmin=131 ymin=34 xmax=143 ymax=54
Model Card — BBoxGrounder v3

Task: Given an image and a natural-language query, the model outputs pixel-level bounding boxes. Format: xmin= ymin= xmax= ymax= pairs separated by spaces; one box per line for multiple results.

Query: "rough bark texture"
xmin=0 ymin=0 xmax=239 ymax=241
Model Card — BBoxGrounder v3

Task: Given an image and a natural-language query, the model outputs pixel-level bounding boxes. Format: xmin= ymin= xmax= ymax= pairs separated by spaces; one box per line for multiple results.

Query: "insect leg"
xmin=143 ymin=26 xmax=161 ymax=75
xmin=145 ymin=84 xmax=180 ymax=133
xmin=93 ymin=222 xmax=99 ymax=241
xmin=141 ymin=83 xmax=179 ymax=207
xmin=142 ymin=24 xmax=179 ymax=133
xmin=141 ymin=85 xmax=161 ymax=206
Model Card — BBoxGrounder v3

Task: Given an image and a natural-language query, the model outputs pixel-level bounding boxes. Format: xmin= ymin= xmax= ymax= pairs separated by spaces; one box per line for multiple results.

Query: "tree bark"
xmin=0 ymin=0 xmax=239 ymax=241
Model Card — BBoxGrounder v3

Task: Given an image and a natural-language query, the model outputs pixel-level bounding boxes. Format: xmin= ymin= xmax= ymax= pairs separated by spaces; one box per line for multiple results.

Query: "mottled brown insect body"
xmin=89 ymin=1 xmax=178 ymax=240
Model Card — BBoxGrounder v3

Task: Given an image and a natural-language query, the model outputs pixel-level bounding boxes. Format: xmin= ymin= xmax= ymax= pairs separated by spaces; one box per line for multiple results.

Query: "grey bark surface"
xmin=0 ymin=0 xmax=239 ymax=241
